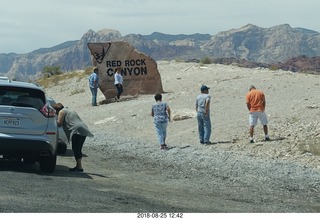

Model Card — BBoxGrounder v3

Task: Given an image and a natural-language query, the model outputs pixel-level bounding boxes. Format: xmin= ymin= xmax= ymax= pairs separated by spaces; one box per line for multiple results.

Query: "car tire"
xmin=39 ymin=153 xmax=57 ymax=173
xmin=57 ymin=140 xmax=67 ymax=154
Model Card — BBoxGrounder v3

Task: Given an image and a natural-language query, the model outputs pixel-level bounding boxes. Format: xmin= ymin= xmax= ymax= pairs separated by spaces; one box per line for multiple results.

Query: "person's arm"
xmin=195 ymin=100 xmax=198 ymax=112
xmin=246 ymin=94 xmax=251 ymax=111
xmin=57 ymin=110 xmax=66 ymax=127
xmin=204 ymin=99 xmax=210 ymax=116
xmin=246 ymin=102 xmax=251 ymax=111
xmin=262 ymin=95 xmax=266 ymax=111
xmin=93 ymin=76 xmax=98 ymax=87
xmin=167 ymin=105 xmax=171 ymax=122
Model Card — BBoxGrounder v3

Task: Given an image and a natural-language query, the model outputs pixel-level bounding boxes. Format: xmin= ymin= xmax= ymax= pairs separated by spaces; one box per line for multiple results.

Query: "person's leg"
xmin=71 ymin=142 xmax=82 ymax=170
xmin=76 ymin=135 xmax=86 ymax=170
xmin=249 ymin=126 xmax=254 ymax=138
xmin=115 ymin=85 xmax=121 ymax=100
xmin=71 ymin=134 xmax=86 ymax=170
xmin=161 ymin=122 xmax=168 ymax=147
xmin=203 ymin=115 xmax=211 ymax=144
xmin=197 ymin=112 xmax=204 ymax=144
xmin=93 ymin=87 xmax=98 ymax=105
xmin=90 ymin=87 xmax=94 ymax=105
xmin=263 ymin=125 xmax=269 ymax=140
xmin=154 ymin=122 xmax=164 ymax=148
xmin=249 ymin=113 xmax=257 ymax=143
xmin=94 ymin=87 xmax=98 ymax=106
xmin=249 ymin=126 xmax=255 ymax=143
xmin=263 ymin=125 xmax=268 ymax=135
xmin=119 ymin=84 xmax=123 ymax=98
xmin=90 ymin=87 xmax=97 ymax=106
xmin=259 ymin=112 xmax=269 ymax=140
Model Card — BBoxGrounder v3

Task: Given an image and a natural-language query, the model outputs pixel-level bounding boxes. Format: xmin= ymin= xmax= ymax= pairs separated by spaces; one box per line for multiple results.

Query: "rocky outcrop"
xmin=87 ymin=42 xmax=163 ymax=99
xmin=210 ymin=56 xmax=320 ymax=75
xmin=274 ymin=55 xmax=320 ymax=74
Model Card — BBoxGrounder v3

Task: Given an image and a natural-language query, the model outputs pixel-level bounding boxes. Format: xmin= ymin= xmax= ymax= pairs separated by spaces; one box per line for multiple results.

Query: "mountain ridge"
xmin=1 ymin=23 xmax=320 ymax=80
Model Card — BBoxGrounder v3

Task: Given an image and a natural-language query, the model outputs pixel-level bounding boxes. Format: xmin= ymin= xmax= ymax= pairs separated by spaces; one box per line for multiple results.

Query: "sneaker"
xmin=250 ymin=139 xmax=254 ymax=143
xmin=265 ymin=137 xmax=271 ymax=141
xmin=200 ymin=141 xmax=204 ymax=144
xmin=69 ymin=167 xmax=84 ymax=172
xmin=204 ymin=141 xmax=212 ymax=145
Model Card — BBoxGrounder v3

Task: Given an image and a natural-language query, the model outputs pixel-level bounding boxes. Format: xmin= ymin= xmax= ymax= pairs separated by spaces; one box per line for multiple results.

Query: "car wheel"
xmin=57 ymin=140 xmax=67 ymax=154
xmin=39 ymin=153 xmax=57 ymax=173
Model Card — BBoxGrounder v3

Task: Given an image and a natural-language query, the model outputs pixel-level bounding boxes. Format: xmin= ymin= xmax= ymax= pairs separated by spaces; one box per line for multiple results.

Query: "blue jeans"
xmin=115 ymin=84 xmax=123 ymax=99
xmin=197 ymin=112 xmax=211 ymax=143
xmin=90 ymin=87 xmax=98 ymax=106
xmin=154 ymin=121 xmax=168 ymax=145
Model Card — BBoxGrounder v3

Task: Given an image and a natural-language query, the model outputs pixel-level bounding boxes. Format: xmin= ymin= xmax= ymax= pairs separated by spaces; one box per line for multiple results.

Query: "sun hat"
xmin=200 ymin=85 xmax=210 ymax=91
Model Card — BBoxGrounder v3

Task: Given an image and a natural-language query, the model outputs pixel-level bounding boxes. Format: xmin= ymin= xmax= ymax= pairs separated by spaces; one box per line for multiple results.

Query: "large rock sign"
xmin=87 ymin=42 xmax=164 ymax=100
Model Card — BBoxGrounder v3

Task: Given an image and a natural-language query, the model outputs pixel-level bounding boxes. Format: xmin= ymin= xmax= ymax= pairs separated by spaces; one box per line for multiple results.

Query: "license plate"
xmin=3 ymin=117 xmax=20 ymax=127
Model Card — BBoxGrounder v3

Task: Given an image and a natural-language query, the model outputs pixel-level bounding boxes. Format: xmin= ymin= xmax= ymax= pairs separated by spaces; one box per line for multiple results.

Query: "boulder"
xmin=87 ymin=42 xmax=164 ymax=100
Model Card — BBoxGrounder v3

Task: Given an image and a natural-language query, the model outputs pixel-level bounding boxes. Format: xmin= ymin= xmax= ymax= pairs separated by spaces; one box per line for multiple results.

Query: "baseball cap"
xmin=200 ymin=85 xmax=210 ymax=91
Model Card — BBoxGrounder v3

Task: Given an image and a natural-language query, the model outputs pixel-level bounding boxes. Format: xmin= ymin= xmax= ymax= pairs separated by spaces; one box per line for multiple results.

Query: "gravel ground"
xmin=45 ymin=61 xmax=320 ymax=212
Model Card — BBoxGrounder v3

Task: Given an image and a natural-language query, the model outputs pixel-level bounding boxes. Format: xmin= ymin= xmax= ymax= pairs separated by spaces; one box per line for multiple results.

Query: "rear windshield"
xmin=0 ymin=86 xmax=45 ymax=109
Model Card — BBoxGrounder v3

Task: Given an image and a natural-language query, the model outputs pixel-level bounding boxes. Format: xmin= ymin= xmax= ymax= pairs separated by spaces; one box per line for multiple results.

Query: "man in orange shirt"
xmin=246 ymin=85 xmax=270 ymax=143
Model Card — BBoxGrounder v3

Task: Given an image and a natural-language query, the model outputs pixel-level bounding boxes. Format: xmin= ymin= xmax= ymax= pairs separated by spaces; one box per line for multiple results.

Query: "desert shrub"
xmin=200 ymin=57 xmax=212 ymax=64
xmin=269 ymin=65 xmax=279 ymax=71
xmin=174 ymin=59 xmax=184 ymax=63
xmin=42 ymin=66 xmax=63 ymax=77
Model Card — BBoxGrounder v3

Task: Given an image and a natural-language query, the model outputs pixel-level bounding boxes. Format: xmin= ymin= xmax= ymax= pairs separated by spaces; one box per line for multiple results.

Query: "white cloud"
xmin=0 ymin=0 xmax=319 ymax=53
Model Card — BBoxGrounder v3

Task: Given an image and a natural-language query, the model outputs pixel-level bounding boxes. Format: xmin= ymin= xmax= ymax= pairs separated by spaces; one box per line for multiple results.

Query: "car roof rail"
xmin=0 ymin=76 xmax=11 ymax=83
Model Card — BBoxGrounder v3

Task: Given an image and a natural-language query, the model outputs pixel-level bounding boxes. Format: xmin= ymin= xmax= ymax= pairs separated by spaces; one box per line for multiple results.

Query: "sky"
xmin=0 ymin=0 xmax=319 ymax=54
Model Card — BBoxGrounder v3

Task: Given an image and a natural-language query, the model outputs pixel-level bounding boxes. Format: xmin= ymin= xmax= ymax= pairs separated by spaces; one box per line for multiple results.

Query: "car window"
xmin=0 ymin=86 xmax=45 ymax=109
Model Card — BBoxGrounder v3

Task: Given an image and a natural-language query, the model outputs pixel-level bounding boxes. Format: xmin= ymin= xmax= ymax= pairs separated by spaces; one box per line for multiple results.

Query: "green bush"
xmin=200 ymin=57 xmax=212 ymax=64
xmin=269 ymin=65 xmax=279 ymax=71
xmin=42 ymin=66 xmax=63 ymax=76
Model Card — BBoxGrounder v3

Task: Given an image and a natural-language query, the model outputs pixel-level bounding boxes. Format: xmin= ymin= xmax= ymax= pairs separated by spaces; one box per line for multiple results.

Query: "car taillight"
xmin=40 ymin=103 xmax=56 ymax=118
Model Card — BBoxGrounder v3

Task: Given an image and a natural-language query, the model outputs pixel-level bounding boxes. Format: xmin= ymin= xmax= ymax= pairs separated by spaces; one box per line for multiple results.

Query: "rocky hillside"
xmin=1 ymin=24 xmax=320 ymax=80
xmin=205 ymin=24 xmax=320 ymax=63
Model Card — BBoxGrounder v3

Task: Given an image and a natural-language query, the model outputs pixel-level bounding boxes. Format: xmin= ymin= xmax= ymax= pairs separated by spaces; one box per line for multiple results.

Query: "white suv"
xmin=0 ymin=77 xmax=58 ymax=172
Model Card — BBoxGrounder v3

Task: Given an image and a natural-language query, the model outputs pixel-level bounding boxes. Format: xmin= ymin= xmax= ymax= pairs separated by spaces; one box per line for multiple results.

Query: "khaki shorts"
xmin=249 ymin=112 xmax=268 ymax=126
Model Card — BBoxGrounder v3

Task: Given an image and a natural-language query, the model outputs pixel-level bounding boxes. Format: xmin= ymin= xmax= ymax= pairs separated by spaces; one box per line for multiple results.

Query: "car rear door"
xmin=0 ymin=86 xmax=49 ymax=135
